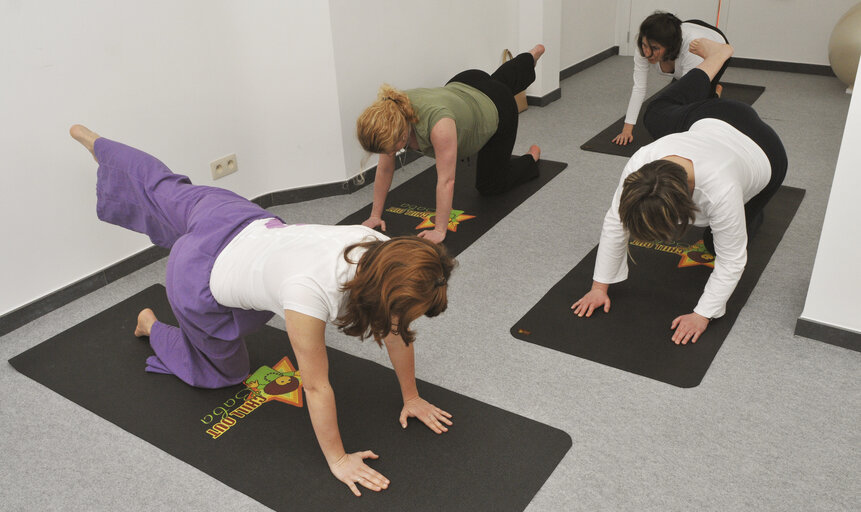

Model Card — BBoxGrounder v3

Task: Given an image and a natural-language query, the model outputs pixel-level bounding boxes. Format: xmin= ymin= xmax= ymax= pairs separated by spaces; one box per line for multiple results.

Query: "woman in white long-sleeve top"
xmin=612 ymin=12 xmax=728 ymax=146
xmin=574 ymin=39 xmax=787 ymax=345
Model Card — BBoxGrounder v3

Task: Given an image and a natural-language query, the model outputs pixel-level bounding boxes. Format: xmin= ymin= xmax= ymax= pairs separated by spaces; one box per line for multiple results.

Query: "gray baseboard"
xmin=0 ymin=151 xmax=423 ymax=337
xmin=560 ymin=46 xmax=620 ymax=81
xmin=794 ymin=318 xmax=861 ymax=353
xmin=524 ymin=45 xmax=620 ymax=108
xmin=527 ymin=88 xmax=562 ymax=107
xmin=729 ymin=57 xmax=835 ymax=76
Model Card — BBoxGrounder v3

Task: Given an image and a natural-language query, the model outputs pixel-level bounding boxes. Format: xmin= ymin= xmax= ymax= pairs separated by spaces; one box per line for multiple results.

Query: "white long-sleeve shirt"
xmin=625 ymin=22 xmax=726 ymax=125
xmin=594 ymin=118 xmax=771 ymax=319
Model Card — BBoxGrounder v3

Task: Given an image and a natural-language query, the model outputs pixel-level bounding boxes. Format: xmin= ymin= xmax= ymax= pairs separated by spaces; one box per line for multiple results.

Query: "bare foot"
xmin=69 ymin=124 xmax=101 ymax=162
xmin=530 ymin=44 xmax=545 ymax=65
xmin=528 ymin=144 xmax=541 ymax=162
xmin=715 ymin=83 xmax=723 ymax=97
xmin=134 ymin=308 xmax=157 ymax=337
xmin=689 ymin=38 xmax=733 ymax=61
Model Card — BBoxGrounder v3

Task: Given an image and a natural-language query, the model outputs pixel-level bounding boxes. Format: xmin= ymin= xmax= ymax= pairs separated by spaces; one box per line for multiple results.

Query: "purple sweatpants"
xmin=94 ymin=138 xmax=277 ymax=388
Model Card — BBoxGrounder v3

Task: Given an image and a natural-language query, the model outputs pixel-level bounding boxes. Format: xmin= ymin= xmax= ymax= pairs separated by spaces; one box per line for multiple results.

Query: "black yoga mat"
xmin=10 ymin=285 xmax=571 ymax=511
xmin=581 ymin=82 xmax=766 ymax=158
xmin=511 ymin=186 xmax=804 ymax=388
xmin=338 ymin=158 xmax=567 ymax=257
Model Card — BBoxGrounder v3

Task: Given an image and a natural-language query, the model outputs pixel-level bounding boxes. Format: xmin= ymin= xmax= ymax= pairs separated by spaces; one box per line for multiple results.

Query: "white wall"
xmin=560 ymin=0 xmax=618 ymax=70
xmin=723 ymin=0 xmax=859 ymax=65
xmin=328 ymin=0 xmax=519 ymax=179
xmin=519 ymin=0 xmax=562 ymax=97
xmin=799 ymin=57 xmax=861 ymax=334
xmin=0 ymin=1 xmax=344 ymax=315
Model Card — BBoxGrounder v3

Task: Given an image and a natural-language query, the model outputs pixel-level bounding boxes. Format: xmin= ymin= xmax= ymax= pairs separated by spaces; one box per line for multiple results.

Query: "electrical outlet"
xmin=210 ymin=153 xmax=238 ymax=180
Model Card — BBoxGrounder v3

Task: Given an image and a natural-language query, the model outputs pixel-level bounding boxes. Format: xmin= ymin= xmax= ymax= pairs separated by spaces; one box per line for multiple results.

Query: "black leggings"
xmin=643 ymin=68 xmax=787 ymax=236
xmin=684 ymin=19 xmax=730 ymax=97
xmin=446 ymin=52 xmax=538 ymax=195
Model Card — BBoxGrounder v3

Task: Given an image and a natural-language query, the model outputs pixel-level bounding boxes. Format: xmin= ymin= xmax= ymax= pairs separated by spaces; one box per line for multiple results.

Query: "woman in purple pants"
xmin=70 ymin=124 xmax=456 ymax=497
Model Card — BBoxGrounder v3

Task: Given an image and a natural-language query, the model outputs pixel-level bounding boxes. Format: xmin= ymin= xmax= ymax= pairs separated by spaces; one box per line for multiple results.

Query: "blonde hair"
xmin=618 ymin=159 xmax=698 ymax=242
xmin=356 ymin=84 xmax=418 ymax=154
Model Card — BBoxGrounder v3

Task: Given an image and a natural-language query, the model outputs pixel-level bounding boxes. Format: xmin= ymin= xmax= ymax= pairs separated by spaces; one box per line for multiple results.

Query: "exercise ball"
xmin=829 ymin=3 xmax=861 ymax=89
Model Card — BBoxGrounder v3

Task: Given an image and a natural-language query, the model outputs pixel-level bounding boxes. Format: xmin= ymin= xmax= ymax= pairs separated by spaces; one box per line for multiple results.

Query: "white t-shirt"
xmin=594 ymin=118 xmax=771 ymax=319
xmin=625 ymin=22 xmax=726 ymax=125
xmin=210 ymin=220 xmax=389 ymax=322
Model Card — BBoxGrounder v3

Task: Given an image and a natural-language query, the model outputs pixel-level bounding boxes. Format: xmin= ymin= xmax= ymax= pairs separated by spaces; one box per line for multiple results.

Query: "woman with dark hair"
xmin=573 ymin=39 xmax=787 ymax=345
xmin=356 ymin=45 xmax=545 ymax=243
xmin=612 ymin=11 xmax=728 ymax=146
xmin=70 ymin=124 xmax=456 ymax=497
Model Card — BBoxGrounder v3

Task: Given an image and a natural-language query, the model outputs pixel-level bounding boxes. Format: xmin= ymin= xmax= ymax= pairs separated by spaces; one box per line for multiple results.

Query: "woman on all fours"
xmin=356 ymin=44 xmax=545 ymax=243
xmin=573 ymin=39 xmax=787 ymax=345
xmin=70 ymin=124 xmax=455 ymax=497
xmin=613 ymin=12 xmax=728 ymax=146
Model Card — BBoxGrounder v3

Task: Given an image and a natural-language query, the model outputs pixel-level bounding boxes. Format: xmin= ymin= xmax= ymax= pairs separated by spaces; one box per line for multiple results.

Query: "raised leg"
xmin=689 ymin=39 xmax=734 ymax=82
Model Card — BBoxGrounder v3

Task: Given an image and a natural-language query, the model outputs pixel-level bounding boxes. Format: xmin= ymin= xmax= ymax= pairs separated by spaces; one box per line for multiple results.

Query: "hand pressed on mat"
xmin=571 ymin=281 xmax=611 ymax=317
xmin=330 ymin=451 xmax=390 ymax=497
xmin=670 ymin=312 xmax=710 ymax=345
xmin=400 ymin=396 xmax=453 ymax=433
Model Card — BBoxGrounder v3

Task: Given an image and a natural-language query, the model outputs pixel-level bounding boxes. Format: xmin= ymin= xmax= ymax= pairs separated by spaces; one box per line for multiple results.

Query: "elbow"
xmin=301 ymin=380 xmax=332 ymax=396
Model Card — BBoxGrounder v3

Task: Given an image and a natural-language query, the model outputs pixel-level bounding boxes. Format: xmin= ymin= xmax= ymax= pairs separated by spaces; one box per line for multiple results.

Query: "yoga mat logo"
xmin=201 ymin=356 xmax=303 ymax=439
xmin=629 ymin=239 xmax=715 ymax=269
xmin=385 ymin=202 xmax=476 ymax=232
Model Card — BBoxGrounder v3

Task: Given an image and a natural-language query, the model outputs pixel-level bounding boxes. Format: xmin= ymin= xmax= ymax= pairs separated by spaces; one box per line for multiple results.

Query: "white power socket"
xmin=210 ymin=153 xmax=238 ymax=180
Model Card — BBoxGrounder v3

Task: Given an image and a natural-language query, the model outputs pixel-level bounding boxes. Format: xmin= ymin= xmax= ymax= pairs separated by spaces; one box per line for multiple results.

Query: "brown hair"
xmin=356 ymin=84 xmax=419 ymax=154
xmin=618 ymin=159 xmax=698 ymax=242
xmin=336 ymin=236 xmax=456 ymax=346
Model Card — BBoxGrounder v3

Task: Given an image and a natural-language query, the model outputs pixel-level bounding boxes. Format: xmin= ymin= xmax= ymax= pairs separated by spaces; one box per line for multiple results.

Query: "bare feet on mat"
xmin=528 ymin=144 xmax=541 ymax=162
xmin=715 ymin=83 xmax=723 ymax=97
xmin=69 ymin=124 xmax=101 ymax=162
xmin=134 ymin=308 xmax=157 ymax=337
xmin=530 ymin=44 xmax=545 ymax=65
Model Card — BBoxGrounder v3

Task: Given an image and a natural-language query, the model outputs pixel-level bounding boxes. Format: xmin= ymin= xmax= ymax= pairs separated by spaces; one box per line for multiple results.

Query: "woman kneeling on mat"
xmin=70 ymin=125 xmax=455 ymax=497
xmin=573 ymin=39 xmax=787 ymax=344
xmin=613 ymin=12 xmax=728 ymax=146
xmin=356 ymin=44 xmax=545 ymax=243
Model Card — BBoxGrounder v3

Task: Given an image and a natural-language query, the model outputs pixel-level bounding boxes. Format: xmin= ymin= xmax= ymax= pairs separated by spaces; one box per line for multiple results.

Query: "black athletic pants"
xmin=684 ymin=19 xmax=730 ymax=97
xmin=643 ymin=68 xmax=787 ymax=247
xmin=447 ymin=52 xmax=538 ymax=195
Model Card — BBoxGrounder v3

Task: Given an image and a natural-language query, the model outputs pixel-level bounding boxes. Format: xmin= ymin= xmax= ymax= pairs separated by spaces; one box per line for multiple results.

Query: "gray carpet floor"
xmin=1 ymin=56 xmax=858 ymax=511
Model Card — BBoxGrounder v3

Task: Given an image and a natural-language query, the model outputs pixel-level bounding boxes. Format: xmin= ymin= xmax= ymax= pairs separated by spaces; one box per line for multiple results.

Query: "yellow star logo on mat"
xmin=677 ymin=240 xmax=715 ymax=269
xmin=244 ymin=356 xmax=303 ymax=407
xmin=415 ymin=209 xmax=476 ymax=232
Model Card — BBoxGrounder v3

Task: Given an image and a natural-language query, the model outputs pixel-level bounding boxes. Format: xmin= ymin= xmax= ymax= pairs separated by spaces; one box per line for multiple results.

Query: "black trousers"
xmin=447 ymin=52 xmax=538 ymax=195
xmin=643 ymin=69 xmax=787 ymax=244
xmin=684 ymin=19 xmax=730 ymax=97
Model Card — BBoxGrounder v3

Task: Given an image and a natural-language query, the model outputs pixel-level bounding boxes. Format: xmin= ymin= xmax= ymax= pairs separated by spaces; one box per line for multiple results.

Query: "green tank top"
xmin=406 ymin=82 xmax=499 ymax=158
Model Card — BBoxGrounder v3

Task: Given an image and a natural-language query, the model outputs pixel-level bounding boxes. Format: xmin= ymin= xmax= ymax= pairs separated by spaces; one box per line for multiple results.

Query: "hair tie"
xmin=435 ymin=277 xmax=447 ymax=288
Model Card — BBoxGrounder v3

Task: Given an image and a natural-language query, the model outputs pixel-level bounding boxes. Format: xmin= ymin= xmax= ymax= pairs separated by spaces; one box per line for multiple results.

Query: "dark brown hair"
xmin=637 ymin=11 xmax=683 ymax=61
xmin=618 ymin=159 xmax=698 ymax=242
xmin=356 ymin=84 xmax=419 ymax=154
xmin=336 ymin=236 xmax=456 ymax=346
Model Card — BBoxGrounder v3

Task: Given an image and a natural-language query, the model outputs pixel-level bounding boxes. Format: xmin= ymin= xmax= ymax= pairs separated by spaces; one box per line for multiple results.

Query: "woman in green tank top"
xmin=356 ymin=44 xmax=545 ymax=244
